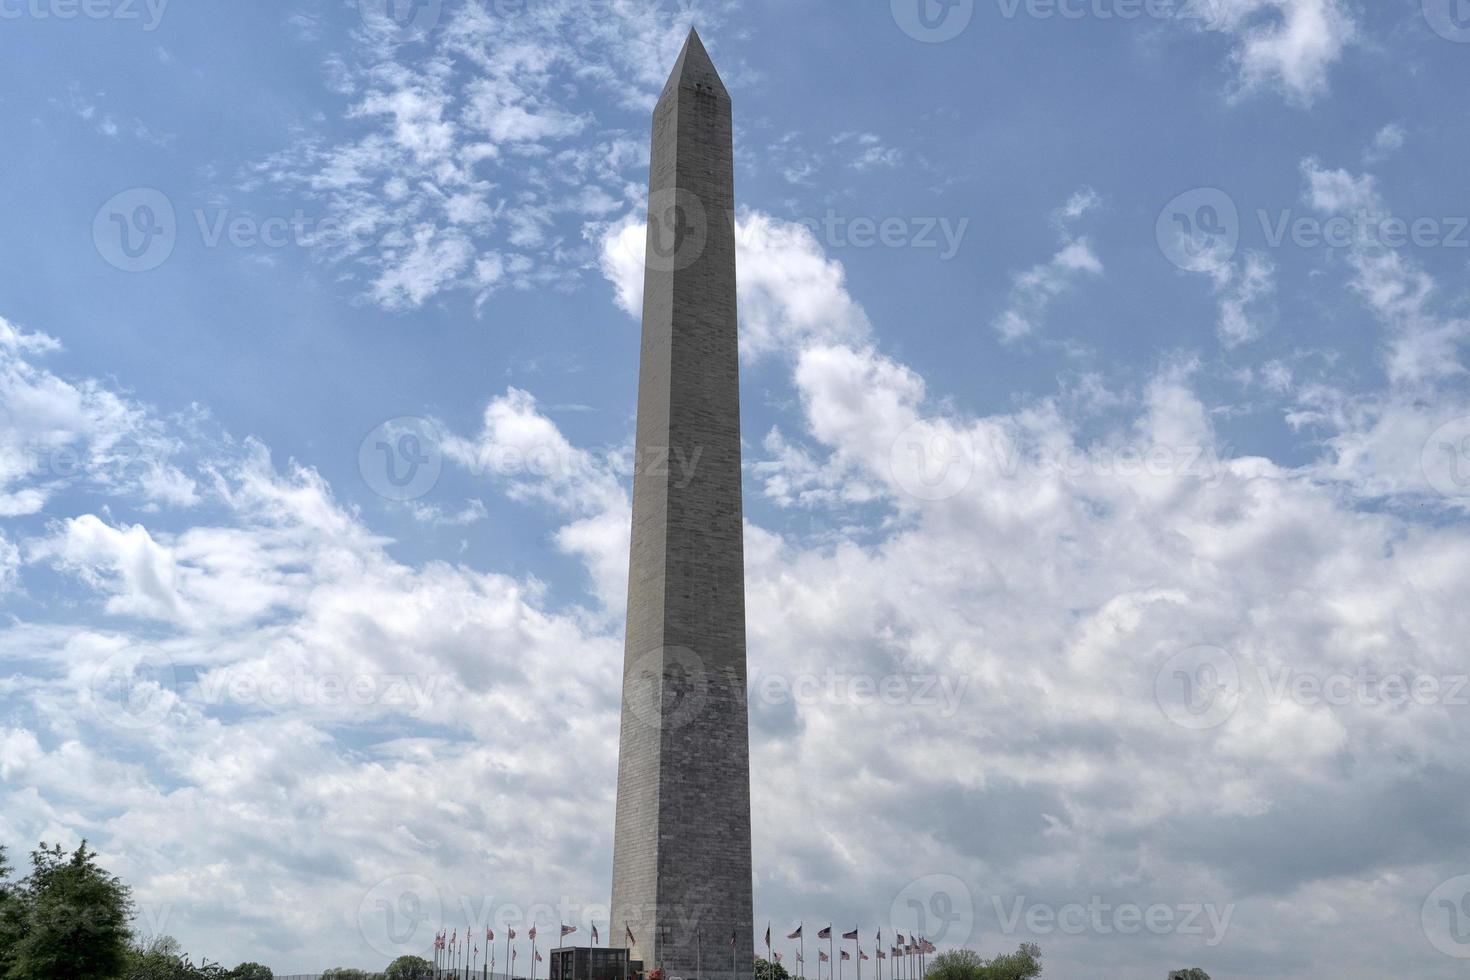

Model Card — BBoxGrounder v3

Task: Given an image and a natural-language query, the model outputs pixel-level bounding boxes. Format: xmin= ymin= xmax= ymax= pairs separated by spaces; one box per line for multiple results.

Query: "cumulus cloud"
xmin=7 ymin=152 xmax=1470 ymax=977
xmin=0 ymin=315 xmax=198 ymax=516
xmin=1184 ymin=0 xmax=1357 ymax=105
xmin=599 ymin=210 xmax=872 ymax=359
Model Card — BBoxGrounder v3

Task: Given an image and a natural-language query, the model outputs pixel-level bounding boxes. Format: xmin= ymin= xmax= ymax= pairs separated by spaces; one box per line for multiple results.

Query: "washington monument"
xmin=610 ymin=27 xmax=753 ymax=980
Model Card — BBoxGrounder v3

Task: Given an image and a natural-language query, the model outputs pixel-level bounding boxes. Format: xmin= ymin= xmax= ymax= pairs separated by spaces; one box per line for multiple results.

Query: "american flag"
xmin=626 ymin=925 xmax=636 ymax=945
xmin=509 ymin=928 xmax=517 ymax=940
xmin=788 ymin=925 xmax=802 ymax=940
xmin=876 ymin=951 xmax=886 ymax=960
xmin=535 ymin=951 xmax=543 ymax=962
xmin=529 ymin=926 xmax=538 ymax=941
xmin=561 ymin=925 xmax=577 ymax=938
xmin=840 ymin=951 xmax=851 ymax=961
xmin=818 ymin=926 xmax=832 ymax=940
xmin=895 ymin=934 xmax=905 ymax=945
xmin=488 ymin=927 xmax=495 ymax=942
xmin=860 ymin=951 xmax=869 ymax=961
xmin=819 ymin=952 xmax=830 ymax=962
xmin=842 ymin=929 xmax=859 ymax=941
xmin=592 ymin=925 xmax=600 ymax=945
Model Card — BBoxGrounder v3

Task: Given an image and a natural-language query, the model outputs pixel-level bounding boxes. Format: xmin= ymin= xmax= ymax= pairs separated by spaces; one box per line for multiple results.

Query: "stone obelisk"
xmin=610 ymin=27 xmax=752 ymax=980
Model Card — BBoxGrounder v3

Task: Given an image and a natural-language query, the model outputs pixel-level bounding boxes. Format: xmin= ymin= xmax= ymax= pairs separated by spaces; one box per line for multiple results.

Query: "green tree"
xmin=123 ymin=935 xmax=228 ymax=980
xmin=228 ymin=963 xmax=274 ymax=980
xmin=384 ymin=956 xmax=431 ymax=980
xmin=320 ymin=969 xmax=371 ymax=980
xmin=0 ymin=847 xmax=24 ymax=979
xmin=6 ymin=841 xmax=135 ymax=980
xmin=924 ymin=945 xmax=1041 ymax=980
xmin=1167 ymin=971 xmax=1210 ymax=980
xmin=925 ymin=949 xmax=985 ymax=980
xmin=977 ymin=944 xmax=1041 ymax=980
xmin=754 ymin=958 xmax=791 ymax=980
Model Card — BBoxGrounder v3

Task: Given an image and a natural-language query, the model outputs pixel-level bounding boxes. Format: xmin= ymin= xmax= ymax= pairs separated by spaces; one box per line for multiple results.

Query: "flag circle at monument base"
xmin=357 ymin=872 xmax=443 ymax=960
xmin=624 ymin=645 xmax=710 ymax=731
xmin=89 ymin=644 xmax=177 ymax=730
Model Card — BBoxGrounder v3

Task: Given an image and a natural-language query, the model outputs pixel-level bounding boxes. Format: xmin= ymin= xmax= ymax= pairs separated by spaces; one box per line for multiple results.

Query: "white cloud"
xmin=257 ymin=0 xmax=729 ymax=313
xmin=0 ymin=315 xmax=198 ymax=515
xmin=992 ymin=191 xmax=1104 ymax=342
xmin=1365 ymin=122 xmax=1406 ymax=163
xmin=7 ymin=144 xmax=1470 ymax=980
xmin=599 ymin=210 xmax=872 ymax=360
xmin=1185 ymin=0 xmax=1357 ymax=105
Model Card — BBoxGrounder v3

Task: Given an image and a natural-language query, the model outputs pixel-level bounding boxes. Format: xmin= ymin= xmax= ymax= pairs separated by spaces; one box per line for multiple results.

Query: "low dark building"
xmin=548 ymin=947 xmax=644 ymax=980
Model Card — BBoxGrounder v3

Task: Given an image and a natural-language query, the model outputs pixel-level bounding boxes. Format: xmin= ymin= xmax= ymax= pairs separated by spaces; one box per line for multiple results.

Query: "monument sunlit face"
xmin=610 ymin=29 xmax=753 ymax=980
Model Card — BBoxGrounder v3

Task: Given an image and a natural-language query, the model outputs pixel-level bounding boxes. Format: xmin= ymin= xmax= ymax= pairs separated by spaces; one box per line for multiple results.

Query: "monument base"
xmin=548 ymin=947 xmax=645 ymax=980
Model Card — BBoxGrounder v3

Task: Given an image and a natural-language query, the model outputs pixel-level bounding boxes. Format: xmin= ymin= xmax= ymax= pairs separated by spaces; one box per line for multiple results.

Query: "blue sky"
xmin=3 ymin=1 xmax=1470 ymax=977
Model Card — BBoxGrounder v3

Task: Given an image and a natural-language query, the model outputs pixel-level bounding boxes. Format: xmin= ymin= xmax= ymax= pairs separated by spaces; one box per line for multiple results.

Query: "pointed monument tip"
xmin=660 ymin=25 xmax=728 ymax=103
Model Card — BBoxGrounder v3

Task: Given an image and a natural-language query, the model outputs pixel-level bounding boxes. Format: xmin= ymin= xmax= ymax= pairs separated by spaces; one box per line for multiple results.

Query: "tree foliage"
xmin=3 ymin=841 xmax=135 ymax=980
xmin=925 ymin=945 xmax=1041 ymax=980
xmin=1167 ymin=971 xmax=1210 ymax=980
xmin=385 ymin=956 xmax=432 ymax=980
xmin=228 ymin=964 xmax=273 ymax=980
xmin=755 ymin=957 xmax=792 ymax=980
